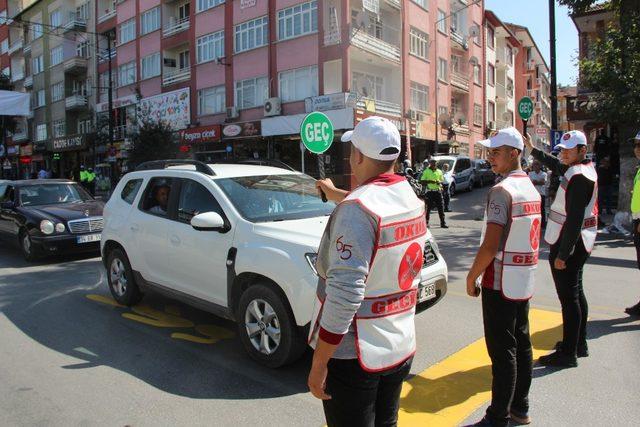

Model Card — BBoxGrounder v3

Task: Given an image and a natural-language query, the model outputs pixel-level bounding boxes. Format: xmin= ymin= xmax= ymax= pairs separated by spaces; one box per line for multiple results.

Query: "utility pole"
xmin=549 ymin=0 xmax=558 ymax=131
xmin=106 ymin=32 xmax=114 ymax=148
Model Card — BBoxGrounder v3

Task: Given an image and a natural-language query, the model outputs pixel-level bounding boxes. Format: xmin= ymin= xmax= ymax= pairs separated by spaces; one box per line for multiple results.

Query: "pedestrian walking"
xmin=528 ymin=160 xmax=548 ymax=228
xmin=37 ymin=168 xmax=47 ymax=179
xmin=420 ymin=159 xmax=448 ymax=228
xmin=525 ymin=130 xmax=598 ymax=367
xmin=442 ymin=163 xmax=452 ymax=212
xmin=597 ymin=156 xmax=614 ymax=214
xmin=309 ymin=116 xmax=425 ymax=427
xmin=625 ymin=131 xmax=640 ymax=316
xmin=466 ymin=127 xmax=541 ymax=427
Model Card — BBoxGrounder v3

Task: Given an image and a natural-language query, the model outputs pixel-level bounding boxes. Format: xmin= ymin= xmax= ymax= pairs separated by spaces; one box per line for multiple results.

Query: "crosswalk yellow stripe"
xmin=398 ymin=308 xmax=563 ymax=426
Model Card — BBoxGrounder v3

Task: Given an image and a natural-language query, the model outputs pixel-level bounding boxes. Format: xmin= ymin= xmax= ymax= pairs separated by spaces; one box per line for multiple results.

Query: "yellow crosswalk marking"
xmin=398 ymin=309 xmax=562 ymax=426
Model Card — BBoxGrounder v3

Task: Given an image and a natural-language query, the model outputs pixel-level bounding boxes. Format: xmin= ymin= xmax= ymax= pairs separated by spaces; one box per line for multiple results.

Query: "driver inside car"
xmin=149 ymin=184 xmax=170 ymax=215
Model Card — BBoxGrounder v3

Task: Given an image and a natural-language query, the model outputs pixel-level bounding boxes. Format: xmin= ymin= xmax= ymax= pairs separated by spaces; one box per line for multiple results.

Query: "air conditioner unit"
xmin=264 ymin=97 xmax=282 ymax=117
xmin=226 ymin=106 xmax=239 ymax=119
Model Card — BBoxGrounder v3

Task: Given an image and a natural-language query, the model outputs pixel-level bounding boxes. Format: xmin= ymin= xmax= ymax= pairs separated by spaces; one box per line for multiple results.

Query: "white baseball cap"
xmin=556 ymin=130 xmax=587 ymax=149
xmin=477 ymin=127 xmax=524 ymax=150
xmin=341 ymin=116 xmax=401 ymax=161
xmin=634 ymin=130 xmax=640 ymax=140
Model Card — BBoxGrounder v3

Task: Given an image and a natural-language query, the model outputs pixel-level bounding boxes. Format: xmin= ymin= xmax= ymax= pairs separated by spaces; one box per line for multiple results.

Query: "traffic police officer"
xmin=420 ymin=159 xmax=448 ymax=228
xmin=467 ymin=127 xmax=541 ymax=427
xmin=625 ymin=131 xmax=640 ymax=316
xmin=525 ymin=131 xmax=598 ymax=367
xmin=309 ymin=117 xmax=426 ymax=426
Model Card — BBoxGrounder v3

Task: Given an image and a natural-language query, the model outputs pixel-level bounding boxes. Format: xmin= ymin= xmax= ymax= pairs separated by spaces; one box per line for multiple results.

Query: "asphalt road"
xmin=0 ymin=184 xmax=638 ymax=426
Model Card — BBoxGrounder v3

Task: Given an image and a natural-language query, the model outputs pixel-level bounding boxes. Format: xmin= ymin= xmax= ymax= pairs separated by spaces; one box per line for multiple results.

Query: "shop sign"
xmin=19 ymin=144 xmax=33 ymax=156
xmin=180 ymin=125 xmax=222 ymax=144
xmin=241 ymin=0 xmax=256 ymax=8
xmin=535 ymin=127 xmax=547 ymax=136
xmin=305 ymin=92 xmax=357 ymax=113
xmin=3 ymin=159 xmax=12 ymax=169
xmin=48 ymin=134 xmax=86 ymax=152
xmin=138 ymin=88 xmax=190 ymax=131
xmin=222 ymin=121 xmax=261 ymax=139
xmin=96 ymin=95 xmax=138 ymax=113
xmin=53 ymin=153 xmax=61 ymax=160
xmin=31 ymin=154 xmax=44 ymax=162
xmin=19 ymin=156 xmax=32 ymax=164
xmin=355 ymin=110 xmax=416 ymax=136
xmin=565 ymin=94 xmax=597 ymax=121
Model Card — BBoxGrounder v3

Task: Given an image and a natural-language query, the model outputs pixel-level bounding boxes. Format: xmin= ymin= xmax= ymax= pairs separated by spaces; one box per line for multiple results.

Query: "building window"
xmin=438 ymin=58 xmax=448 ymax=81
xmin=473 ymin=21 xmax=481 ymax=45
xmin=1 ymin=66 xmax=9 ymax=77
xmin=488 ymin=100 xmax=496 ymax=123
xmin=235 ymin=76 xmax=268 ymax=109
xmin=473 ymin=103 xmax=482 ymax=126
xmin=196 ymin=31 xmax=224 ymax=64
xmin=278 ymin=0 xmax=318 ymax=41
xmin=507 ymin=77 xmax=514 ymax=97
xmin=78 ymin=119 xmax=92 ymax=134
xmin=410 ymin=82 xmax=429 ymax=112
xmin=198 ymin=85 xmax=225 ymax=115
xmin=52 ymin=82 xmax=65 ymax=101
xmin=32 ymin=55 xmax=44 ymax=74
xmin=235 ymin=16 xmax=268 ymax=54
xmin=76 ymin=41 xmax=90 ymax=58
xmin=473 ymin=65 xmax=481 ymax=85
xmin=487 ymin=25 xmax=495 ymax=49
xmin=77 ymin=3 xmax=90 ymax=21
xmin=438 ymin=105 xmax=448 ymax=117
xmin=32 ymin=22 xmax=43 ymax=40
xmin=141 ymin=53 xmax=160 ymax=80
xmin=506 ymin=46 xmax=513 ymax=65
xmin=197 ymin=0 xmax=224 ymax=13
xmin=437 ymin=10 xmax=447 ymax=33
xmin=119 ymin=19 xmax=136 ymax=44
xmin=141 ymin=7 xmax=160 ymax=35
xmin=352 ymin=71 xmax=383 ymax=100
xmin=278 ymin=65 xmax=318 ymax=102
xmin=487 ymin=63 xmax=495 ymax=86
xmin=50 ymin=9 xmax=61 ymax=27
xmin=0 ymin=40 xmax=7 ymax=55
xmin=50 ymin=46 xmax=63 ymax=66
xmin=52 ymin=119 xmax=65 ymax=137
xmin=118 ymin=61 xmax=136 ymax=87
xmin=36 ymin=90 xmax=46 ymax=108
xmin=506 ymin=109 xmax=514 ymax=126
xmin=411 ymin=0 xmax=427 ymax=9
xmin=99 ymin=72 xmax=116 ymax=96
xmin=36 ymin=124 xmax=47 ymax=141
xmin=409 ymin=27 xmax=429 ymax=60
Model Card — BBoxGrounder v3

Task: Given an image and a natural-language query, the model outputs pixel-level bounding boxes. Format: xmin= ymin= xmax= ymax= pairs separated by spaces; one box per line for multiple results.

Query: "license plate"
xmin=417 ymin=283 xmax=436 ymax=303
xmin=77 ymin=233 xmax=101 ymax=244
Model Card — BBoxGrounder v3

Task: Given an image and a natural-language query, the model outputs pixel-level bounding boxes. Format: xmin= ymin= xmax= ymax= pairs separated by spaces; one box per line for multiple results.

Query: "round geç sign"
xmin=300 ymin=112 xmax=334 ymax=154
xmin=518 ymin=97 xmax=534 ymax=121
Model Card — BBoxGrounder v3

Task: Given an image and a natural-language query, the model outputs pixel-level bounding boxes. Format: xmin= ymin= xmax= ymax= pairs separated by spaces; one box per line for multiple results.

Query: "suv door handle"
xmin=170 ymin=235 xmax=181 ymax=245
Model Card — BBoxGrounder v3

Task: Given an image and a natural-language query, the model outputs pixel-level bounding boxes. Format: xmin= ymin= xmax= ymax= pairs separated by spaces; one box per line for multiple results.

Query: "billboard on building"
xmin=138 ymin=88 xmax=190 ymax=130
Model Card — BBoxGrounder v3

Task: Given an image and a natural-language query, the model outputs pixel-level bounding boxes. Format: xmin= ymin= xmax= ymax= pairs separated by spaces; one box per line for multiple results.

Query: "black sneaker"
xmin=509 ymin=409 xmax=532 ymax=425
xmin=624 ymin=302 xmax=640 ymax=316
xmin=554 ymin=341 xmax=589 ymax=358
xmin=538 ymin=350 xmax=578 ymax=368
xmin=441 ymin=223 xmax=449 ymax=229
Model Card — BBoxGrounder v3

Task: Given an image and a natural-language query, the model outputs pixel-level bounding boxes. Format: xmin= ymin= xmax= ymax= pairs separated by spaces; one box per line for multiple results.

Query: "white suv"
xmin=101 ymin=160 xmax=448 ymax=367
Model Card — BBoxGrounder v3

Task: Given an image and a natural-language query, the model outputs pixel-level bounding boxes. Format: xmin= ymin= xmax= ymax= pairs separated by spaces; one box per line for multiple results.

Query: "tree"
xmin=559 ymin=0 xmax=640 ymax=217
xmin=128 ymin=120 xmax=177 ymax=166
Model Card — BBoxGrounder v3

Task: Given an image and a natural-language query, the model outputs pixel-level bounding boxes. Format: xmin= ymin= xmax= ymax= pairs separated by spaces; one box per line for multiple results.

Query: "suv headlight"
xmin=40 ymin=220 xmax=55 ymax=235
xmin=305 ymin=253 xmax=318 ymax=276
xmin=428 ymin=237 xmax=440 ymax=254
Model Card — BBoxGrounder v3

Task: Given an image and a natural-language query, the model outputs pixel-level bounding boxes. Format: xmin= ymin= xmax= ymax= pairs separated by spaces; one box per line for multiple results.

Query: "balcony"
xmin=350 ymin=28 xmax=400 ymax=63
xmin=24 ymin=76 xmax=33 ymax=88
xmin=356 ymin=98 xmax=402 ymax=117
xmin=65 ymin=94 xmax=88 ymax=111
xmin=450 ymin=29 xmax=467 ymax=50
xmin=12 ymin=131 xmax=28 ymax=142
xmin=64 ymin=57 xmax=88 ymax=75
xmin=63 ymin=13 xmax=87 ymax=33
xmin=98 ymin=50 xmax=117 ymax=64
xmin=11 ymin=70 xmax=25 ymax=82
xmin=451 ymin=71 xmax=469 ymax=92
xmin=324 ymin=28 xmax=341 ymax=46
xmin=163 ymin=68 xmax=191 ymax=86
xmin=385 ymin=0 xmax=401 ymax=9
xmin=23 ymin=43 xmax=31 ymax=54
xmin=98 ymin=9 xmax=116 ymax=24
xmin=163 ymin=17 xmax=190 ymax=38
xmin=8 ymin=39 xmax=23 ymax=55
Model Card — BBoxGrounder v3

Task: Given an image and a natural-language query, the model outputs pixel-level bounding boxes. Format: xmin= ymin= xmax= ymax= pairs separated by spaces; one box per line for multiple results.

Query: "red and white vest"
xmin=545 ymin=162 xmax=598 ymax=252
xmin=308 ymin=177 xmax=427 ymax=372
xmin=481 ymin=172 xmax=541 ymax=301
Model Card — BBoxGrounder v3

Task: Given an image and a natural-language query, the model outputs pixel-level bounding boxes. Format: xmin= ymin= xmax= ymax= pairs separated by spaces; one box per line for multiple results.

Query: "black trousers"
xmin=322 ymin=357 xmax=412 ymax=427
xmin=482 ymin=289 xmax=533 ymax=427
xmin=634 ymin=219 xmax=640 ymax=270
xmin=540 ymin=196 xmax=547 ymax=228
xmin=442 ymin=184 xmax=451 ymax=210
xmin=426 ymin=190 xmax=445 ymax=226
xmin=549 ymin=239 xmax=590 ymax=356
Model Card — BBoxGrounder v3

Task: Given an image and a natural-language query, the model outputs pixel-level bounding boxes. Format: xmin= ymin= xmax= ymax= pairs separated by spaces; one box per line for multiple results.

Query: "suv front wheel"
xmin=106 ymin=248 xmax=143 ymax=306
xmin=237 ymin=283 xmax=306 ymax=368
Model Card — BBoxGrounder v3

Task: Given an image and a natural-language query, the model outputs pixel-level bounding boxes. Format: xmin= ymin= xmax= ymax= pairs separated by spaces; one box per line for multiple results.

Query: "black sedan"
xmin=0 ymin=179 xmax=104 ymax=261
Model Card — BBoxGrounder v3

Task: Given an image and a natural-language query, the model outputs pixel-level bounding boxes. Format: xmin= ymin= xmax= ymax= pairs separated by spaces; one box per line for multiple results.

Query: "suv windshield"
xmin=215 ymin=174 xmax=335 ymax=223
xmin=19 ymin=183 xmax=93 ymax=206
xmin=436 ymin=159 xmax=454 ymax=170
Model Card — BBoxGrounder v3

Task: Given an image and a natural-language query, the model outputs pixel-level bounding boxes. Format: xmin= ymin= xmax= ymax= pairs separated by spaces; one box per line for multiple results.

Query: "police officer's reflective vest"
xmin=309 ymin=176 xmax=427 ymax=372
xmin=545 ymin=162 xmax=598 ymax=252
xmin=481 ymin=172 xmax=541 ymax=300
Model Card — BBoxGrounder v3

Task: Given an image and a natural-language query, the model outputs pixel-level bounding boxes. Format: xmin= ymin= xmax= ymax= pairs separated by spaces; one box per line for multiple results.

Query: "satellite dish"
xmin=439 ymin=113 xmax=453 ymax=129
xmin=354 ymin=10 xmax=371 ymax=29
xmin=468 ymin=56 xmax=479 ymax=67
xmin=468 ymin=24 xmax=480 ymax=38
xmin=502 ymin=111 xmax=512 ymax=121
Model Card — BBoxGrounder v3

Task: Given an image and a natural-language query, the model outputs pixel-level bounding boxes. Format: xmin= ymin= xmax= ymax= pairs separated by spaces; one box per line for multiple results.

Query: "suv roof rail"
xmin=135 ymin=159 xmax=216 ymax=176
xmin=214 ymin=158 xmax=296 ymax=172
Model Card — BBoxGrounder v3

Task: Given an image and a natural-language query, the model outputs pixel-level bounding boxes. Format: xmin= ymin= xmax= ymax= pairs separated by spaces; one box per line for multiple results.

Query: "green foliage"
xmin=558 ymin=0 xmax=618 ymax=14
xmin=128 ymin=120 xmax=177 ymax=165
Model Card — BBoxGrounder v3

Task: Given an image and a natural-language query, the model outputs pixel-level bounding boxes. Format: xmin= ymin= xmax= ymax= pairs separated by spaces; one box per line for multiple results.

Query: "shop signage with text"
xmin=48 ymin=134 xmax=86 ymax=152
xmin=222 ymin=121 xmax=261 ymax=139
xmin=180 ymin=125 xmax=222 ymax=144
xmin=305 ymin=92 xmax=357 ymax=113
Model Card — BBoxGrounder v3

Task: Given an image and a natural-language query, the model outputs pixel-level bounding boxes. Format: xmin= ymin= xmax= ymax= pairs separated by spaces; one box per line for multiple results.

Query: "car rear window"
xmin=121 ymin=179 xmax=143 ymax=205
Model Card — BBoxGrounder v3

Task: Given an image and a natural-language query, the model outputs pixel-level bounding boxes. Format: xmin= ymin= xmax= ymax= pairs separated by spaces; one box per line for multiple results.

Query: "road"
xmin=0 ymin=184 xmax=638 ymax=426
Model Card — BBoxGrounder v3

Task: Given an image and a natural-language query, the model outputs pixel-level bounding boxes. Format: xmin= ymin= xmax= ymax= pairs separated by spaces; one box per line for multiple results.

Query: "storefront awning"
xmin=261 ymin=108 xmax=355 ymax=137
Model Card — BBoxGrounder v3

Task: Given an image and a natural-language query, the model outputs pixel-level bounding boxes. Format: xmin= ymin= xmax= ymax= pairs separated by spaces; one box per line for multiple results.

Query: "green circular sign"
xmin=300 ymin=112 xmax=334 ymax=154
xmin=518 ymin=97 xmax=534 ymax=121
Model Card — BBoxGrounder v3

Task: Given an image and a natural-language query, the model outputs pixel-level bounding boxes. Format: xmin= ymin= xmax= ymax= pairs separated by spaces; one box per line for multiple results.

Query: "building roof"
xmin=485 ymin=10 xmax=521 ymax=47
xmin=572 ymin=1 xmax=611 ymax=18
xmin=504 ymin=22 xmax=550 ymax=72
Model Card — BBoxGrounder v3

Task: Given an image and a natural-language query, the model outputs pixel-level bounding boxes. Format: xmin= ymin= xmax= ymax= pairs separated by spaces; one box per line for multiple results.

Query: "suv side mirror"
xmin=191 ymin=212 xmax=227 ymax=232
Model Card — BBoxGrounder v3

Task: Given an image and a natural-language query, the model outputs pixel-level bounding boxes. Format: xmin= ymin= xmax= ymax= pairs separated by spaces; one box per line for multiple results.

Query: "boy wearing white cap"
xmin=624 ymin=131 xmax=640 ymax=316
xmin=524 ymin=130 xmax=598 ymax=367
xmin=308 ymin=117 xmax=426 ymax=426
xmin=467 ymin=127 xmax=541 ymax=427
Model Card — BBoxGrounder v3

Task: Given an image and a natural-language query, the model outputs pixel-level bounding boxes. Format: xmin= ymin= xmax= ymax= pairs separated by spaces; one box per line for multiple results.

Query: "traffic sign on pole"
xmin=518 ymin=97 xmax=534 ymax=121
xmin=551 ymin=130 xmax=564 ymax=150
xmin=300 ymin=112 xmax=334 ymax=154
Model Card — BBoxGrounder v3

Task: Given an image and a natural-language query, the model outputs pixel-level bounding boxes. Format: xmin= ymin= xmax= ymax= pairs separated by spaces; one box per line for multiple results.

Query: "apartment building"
xmin=1 ymin=0 xmax=10 ymax=77
xmin=5 ymin=0 xmax=96 ymax=178
xmin=557 ymin=84 xmax=576 ymax=133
